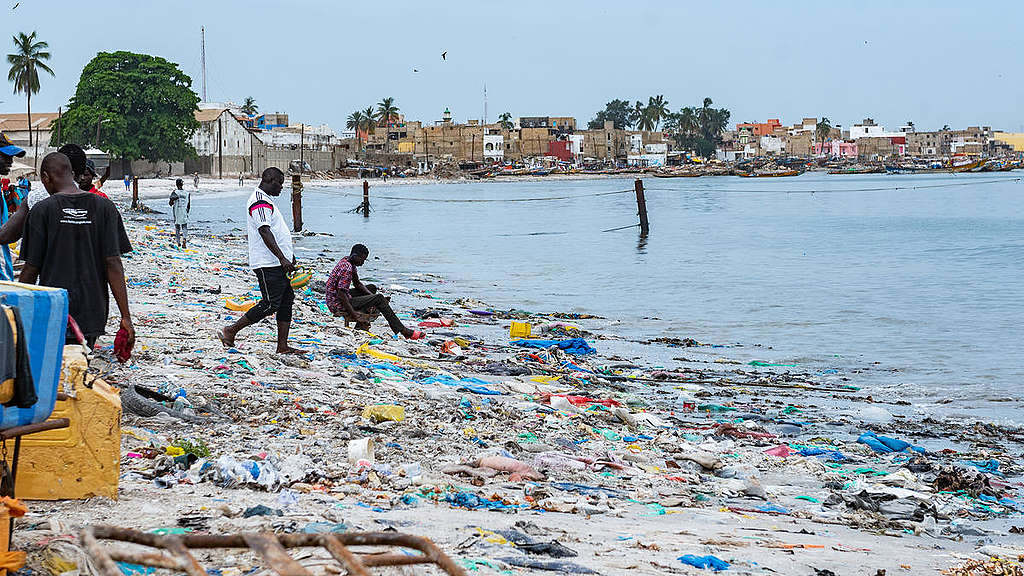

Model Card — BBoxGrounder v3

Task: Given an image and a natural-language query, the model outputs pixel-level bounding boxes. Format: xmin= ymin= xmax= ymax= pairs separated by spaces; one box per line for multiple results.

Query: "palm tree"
xmin=698 ymin=98 xmax=726 ymax=140
xmin=815 ymin=117 xmax=832 ymax=155
xmin=359 ymin=107 xmax=377 ymax=146
xmin=7 ymin=31 xmax=54 ymax=147
xmin=347 ymin=110 xmax=366 ymax=149
xmin=678 ymin=107 xmax=699 ymax=137
xmin=636 ymin=107 xmax=655 ymax=131
xmin=647 ymin=95 xmax=669 ymax=131
xmin=376 ymin=97 xmax=399 ymax=152
xmin=240 ymin=96 xmax=258 ymax=116
xmin=630 ymin=100 xmax=644 ymax=129
xmin=497 ymin=112 xmax=513 ymax=131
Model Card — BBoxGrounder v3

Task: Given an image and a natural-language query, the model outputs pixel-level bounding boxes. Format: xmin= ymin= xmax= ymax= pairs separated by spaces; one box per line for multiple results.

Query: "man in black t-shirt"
xmin=19 ymin=153 xmax=134 ymax=349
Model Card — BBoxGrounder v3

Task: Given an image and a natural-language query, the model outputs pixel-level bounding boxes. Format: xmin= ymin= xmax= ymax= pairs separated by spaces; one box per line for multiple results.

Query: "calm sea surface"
xmin=193 ymin=172 xmax=1024 ymax=424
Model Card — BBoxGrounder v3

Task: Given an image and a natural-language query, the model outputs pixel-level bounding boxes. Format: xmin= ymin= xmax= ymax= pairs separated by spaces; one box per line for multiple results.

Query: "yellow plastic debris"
xmin=361 ymin=404 xmax=405 ymax=423
xmin=509 ymin=321 xmax=532 ymax=338
xmin=356 ymin=343 xmax=400 ymax=362
xmin=474 ymin=527 xmax=510 ymax=545
xmin=225 ymin=299 xmax=258 ymax=312
xmin=165 ymin=446 xmax=185 ymax=457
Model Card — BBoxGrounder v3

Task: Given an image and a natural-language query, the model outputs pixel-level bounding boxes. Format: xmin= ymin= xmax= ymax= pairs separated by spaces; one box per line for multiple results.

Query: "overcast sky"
xmin=4 ymin=0 xmax=1023 ymax=133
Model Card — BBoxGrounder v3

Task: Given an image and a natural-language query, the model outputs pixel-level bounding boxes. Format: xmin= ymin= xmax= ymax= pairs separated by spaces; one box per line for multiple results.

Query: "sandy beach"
xmin=11 ymin=187 xmax=1023 ymax=576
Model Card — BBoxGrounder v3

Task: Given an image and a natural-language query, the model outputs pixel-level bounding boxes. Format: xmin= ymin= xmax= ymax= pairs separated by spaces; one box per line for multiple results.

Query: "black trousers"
xmin=349 ymin=292 xmax=407 ymax=334
xmin=245 ymin=266 xmax=294 ymax=324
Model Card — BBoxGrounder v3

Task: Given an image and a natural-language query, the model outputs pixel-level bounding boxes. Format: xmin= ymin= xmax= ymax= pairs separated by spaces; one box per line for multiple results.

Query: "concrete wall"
xmin=265 ymin=147 xmax=346 ymax=172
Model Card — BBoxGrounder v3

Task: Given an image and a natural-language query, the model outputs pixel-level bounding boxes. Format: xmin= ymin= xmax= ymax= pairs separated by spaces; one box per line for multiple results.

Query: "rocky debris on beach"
xmin=14 ymin=202 xmax=1024 ymax=576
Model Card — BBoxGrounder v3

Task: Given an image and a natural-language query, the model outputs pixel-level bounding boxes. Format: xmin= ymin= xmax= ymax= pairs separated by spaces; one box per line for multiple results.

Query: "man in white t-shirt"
xmin=217 ymin=167 xmax=302 ymax=353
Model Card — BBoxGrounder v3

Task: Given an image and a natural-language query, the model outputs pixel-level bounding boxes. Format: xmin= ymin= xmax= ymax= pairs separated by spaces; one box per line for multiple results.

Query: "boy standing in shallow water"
xmin=169 ymin=178 xmax=190 ymax=248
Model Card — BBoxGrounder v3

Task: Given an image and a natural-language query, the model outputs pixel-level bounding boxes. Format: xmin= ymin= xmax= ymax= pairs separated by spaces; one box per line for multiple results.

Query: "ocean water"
xmin=192 ymin=172 xmax=1024 ymax=423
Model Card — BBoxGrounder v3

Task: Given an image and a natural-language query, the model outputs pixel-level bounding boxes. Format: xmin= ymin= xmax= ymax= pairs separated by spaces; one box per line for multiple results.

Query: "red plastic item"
xmin=113 ymin=326 xmax=133 ymax=363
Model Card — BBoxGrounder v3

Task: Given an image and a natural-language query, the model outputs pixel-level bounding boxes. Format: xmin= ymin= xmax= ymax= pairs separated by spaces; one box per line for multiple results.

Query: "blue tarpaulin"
xmin=510 ymin=338 xmax=596 ymax=355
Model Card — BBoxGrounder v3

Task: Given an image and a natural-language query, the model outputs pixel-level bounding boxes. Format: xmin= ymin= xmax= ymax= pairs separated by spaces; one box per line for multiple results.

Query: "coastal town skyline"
xmin=4 ymin=0 xmax=1024 ymax=134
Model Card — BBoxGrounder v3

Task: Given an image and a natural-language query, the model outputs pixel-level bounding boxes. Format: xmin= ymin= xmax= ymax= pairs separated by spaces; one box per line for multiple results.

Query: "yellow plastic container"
xmin=8 ymin=347 xmax=121 ymax=500
xmin=509 ymin=321 xmax=532 ymax=339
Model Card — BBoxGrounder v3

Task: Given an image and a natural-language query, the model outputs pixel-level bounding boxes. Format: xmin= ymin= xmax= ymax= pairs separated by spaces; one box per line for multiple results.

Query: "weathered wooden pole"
xmin=362 ymin=180 xmax=370 ymax=218
xmin=132 ymin=177 xmax=139 ymax=210
xmin=217 ymin=116 xmax=223 ymax=179
xmin=635 ymin=178 xmax=649 ymax=236
xmin=291 ymin=173 xmax=303 ymax=232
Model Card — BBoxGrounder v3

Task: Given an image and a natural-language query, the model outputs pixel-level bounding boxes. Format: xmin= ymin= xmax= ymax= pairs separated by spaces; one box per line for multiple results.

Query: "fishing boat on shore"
xmin=827 ymin=163 xmax=885 ymax=175
xmin=949 ymin=158 xmax=986 ymax=173
xmin=736 ymin=168 xmax=802 ymax=177
xmin=652 ymin=168 xmax=701 ymax=178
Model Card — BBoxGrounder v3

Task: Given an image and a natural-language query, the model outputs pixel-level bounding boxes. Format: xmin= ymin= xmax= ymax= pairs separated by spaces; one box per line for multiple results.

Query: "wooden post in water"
xmin=635 ymin=178 xmax=649 ymax=236
xmin=362 ymin=180 xmax=370 ymax=218
xmin=132 ymin=177 xmax=139 ymax=210
xmin=291 ymin=173 xmax=303 ymax=232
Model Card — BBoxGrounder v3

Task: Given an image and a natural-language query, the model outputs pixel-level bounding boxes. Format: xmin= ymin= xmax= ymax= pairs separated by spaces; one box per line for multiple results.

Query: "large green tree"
xmin=665 ymin=97 xmax=730 ymax=158
xmin=588 ymin=99 xmax=632 ymax=130
xmin=53 ymin=51 xmax=199 ymax=164
xmin=7 ymin=31 xmax=54 ymax=147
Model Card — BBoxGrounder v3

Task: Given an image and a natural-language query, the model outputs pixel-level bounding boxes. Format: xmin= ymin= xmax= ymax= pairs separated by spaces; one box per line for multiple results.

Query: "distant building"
xmin=263 ymin=124 xmax=338 ymax=149
xmin=815 ymin=140 xmax=858 ymax=159
xmin=759 ymin=134 xmax=785 ymax=155
xmin=627 ymin=142 xmax=667 ymax=167
xmin=483 ymin=134 xmax=504 ymax=161
xmin=947 ymin=126 xmax=992 ymax=156
xmin=517 ymin=116 xmax=576 ymax=131
xmin=849 ymin=118 xmax=903 ymax=140
xmin=736 ymin=119 xmax=781 ymax=137
xmin=787 ymin=117 xmax=817 ymax=135
xmin=0 ymin=112 xmax=59 ymax=168
xmin=857 ymin=135 xmax=906 ymax=160
xmin=905 ymin=131 xmax=949 ymax=157
xmin=254 ymin=113 xmax=289 ymax=130
xmin=547 ymin=141 xmax=573 ymax=162
xmin=992 ymin=132 xmax=1024 ymax=153
xmin=189 ymin=108 xmax=267 ymax=176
